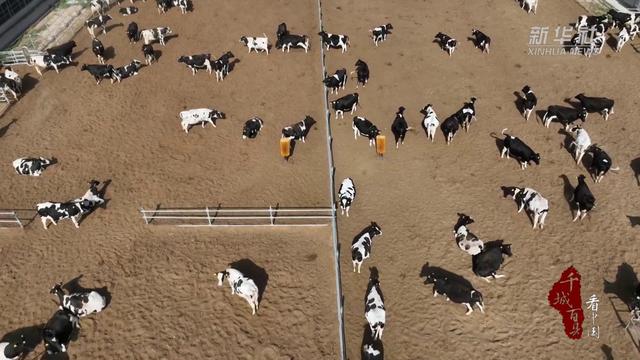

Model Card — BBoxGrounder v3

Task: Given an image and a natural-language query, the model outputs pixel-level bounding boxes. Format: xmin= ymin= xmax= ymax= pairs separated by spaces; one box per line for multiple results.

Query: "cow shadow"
xmin=105 ymin=23 xmax=124 ymax=33
xmin=229 ymin=259 xmax=269 ymax=303
xmin=1 ymin=324 xmax=44 ymax=358
xmin=43 ymin=352 xmax=71 ymax=360
xmin=163 ymin=34 xmax=179 ymax=45
xmin=419 ymin=262 xmax=472 ymax=288
xmin=627 ymin=216 xmax=640 ymax=227
xmin=153 ymin=49 xmax=163 ymax=62
xmin=606 ymin=34 xmax=618 ymax=51
xmin=20 ymin=74 xmax=40 ymax=96
xmin=558 ymin=175 xmax=575 ymax=216
xmin=364 ymin=267 xmax=383 ymax=303
xmin=489 ymin=131 xmax=504 ymax=157
xmin=71 ymin=48 xmax=88 ymax=58
xmin=557 ymin=129 xmax=576 ymax=159
xmin=285 ymin=138 xmax=296 ymax=161
xmin=360 ymin=323 xmax=384 ymax=360
xmin=62 ymin=274 xmax=113 ymax=309
xmin=227 ymin=58 xmax=240 ymax=75
xmin=103 ymin=46 xmax=116 ymax=62
xmin=512 ymin=91 xmax=525 ymax=117
xmin=630 ymin=157 xmax=640 ymax=186
xmin=562 ymin=97 xmax=581 ymax=109
xmin=604 ymin=262 xmax=639 ymax=309
xmin=601 ymin=344 xmax=614 ymax=360
xmin=0 ymin=118 xmax=18 ymax=138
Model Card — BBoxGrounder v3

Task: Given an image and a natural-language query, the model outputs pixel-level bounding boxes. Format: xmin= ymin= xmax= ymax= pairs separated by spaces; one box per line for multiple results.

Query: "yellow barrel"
xmin=376 ymin=135 xmax=386 ymax=156
xmin=280 ymin=138 xmax=291 ymax=158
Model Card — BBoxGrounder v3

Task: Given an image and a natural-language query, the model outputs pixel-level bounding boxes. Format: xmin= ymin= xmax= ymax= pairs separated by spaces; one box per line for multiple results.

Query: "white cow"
xmin=522 ymin=0 xmax=538 ymax=14
xmin=365 ymin=275 xmax=385 ymax=341
xmin=216 ymin=268 xmax=260 ymax=315
xmin=421 ymin=105 xmax=440 ymax=142
xmin=50 ymin=283 xmax=107 ymax=318
xmin=504 ymin=186 xmax=549 ymax=229
xmin=179 ymin=108 xmax=225 ymax=134
xmin=569 ymin=126 xmax=591 ymax=164
xmin=27 ymin=54 xmax=71 ymax=76
xmin=240 ymin=35 xmax=269 ymax=54
xmin=338 ymin=178 xmax=356 ymax=216
xmin=141 ymin=27 xmax=172 ymax=46
xmin=616 ymin=27 xmax=630 ymax=52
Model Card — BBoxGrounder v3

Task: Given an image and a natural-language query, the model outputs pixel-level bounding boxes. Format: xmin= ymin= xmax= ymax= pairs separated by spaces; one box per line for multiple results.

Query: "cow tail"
xmin=501 ymin=128 xmax=508 ymax=136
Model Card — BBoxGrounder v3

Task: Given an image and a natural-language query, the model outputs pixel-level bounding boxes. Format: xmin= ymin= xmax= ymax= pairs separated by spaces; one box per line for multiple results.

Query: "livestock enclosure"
xmin=2 ymin=0 xmax=640 ymax=359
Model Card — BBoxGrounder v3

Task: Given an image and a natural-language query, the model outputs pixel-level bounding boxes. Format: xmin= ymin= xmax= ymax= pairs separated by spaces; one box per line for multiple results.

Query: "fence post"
xmin=140 ymin=208 xmax=149 ymax=224
xmin=13 ymin=212 xmax=23 ymax=229
xmin=269 ymin=206 xmax=274 ymax=225
xmin=206 ymin=206 xmax=212 ymax=225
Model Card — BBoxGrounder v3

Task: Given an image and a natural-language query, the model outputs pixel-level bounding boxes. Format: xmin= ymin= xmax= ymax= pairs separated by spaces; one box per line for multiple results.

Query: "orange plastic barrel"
xmin=280 ymin=138 xmax=291 ymax=158
xmin=376 ymin=135 xmax=386 ymax=156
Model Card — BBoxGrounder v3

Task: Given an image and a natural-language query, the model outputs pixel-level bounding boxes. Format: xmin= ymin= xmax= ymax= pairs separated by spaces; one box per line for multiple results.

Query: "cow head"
xmin=501 ymin=244 xmax=513 ymax=257
xmin=369 ymin=222 xmax=382 ymax=236
xmin=277 ymin=23 xmax=288 ymax=39
xmin=500 ymin=186 xmax=521 ymax=199
xmin=211 ymin=110 xmax=225 ymax=120
xmin=455 ymin=213 xmax=474 ymax=230
xmin=470 ymin=290 xmax=483 ymax=304
xmin=216 ymin=271 xmax=228 ymax=286
xmin=531 ymin=153 xmax=541 ymax=165
xmin=385 ymin=24 xmax=393 ymax=30
xmin=340 ymin=195 xmax=352 ymax=212
xmin=240 ymin=36 xmax=248 ymax=45
xmin=355 ymin=59 xmax=366 ymax=68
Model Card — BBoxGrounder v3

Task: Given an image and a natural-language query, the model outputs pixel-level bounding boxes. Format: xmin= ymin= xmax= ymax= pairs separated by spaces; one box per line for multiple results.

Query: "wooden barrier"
xmin=376 ymin=135 xmax=386 ymax=156
xmin=280 ymin=138 xmax=291 ymax=158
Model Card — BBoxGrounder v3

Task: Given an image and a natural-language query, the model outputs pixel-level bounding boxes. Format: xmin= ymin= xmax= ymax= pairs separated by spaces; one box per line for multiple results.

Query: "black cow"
xmin=318 ymin=31 xmax=349 ymax=53
xmin=521 ymin=85 xmax=537 ymax=121
xmin=471 ymin=28 xmax=491 ymax=53
xmin=178 ymin=54 xmax=212 ymax=76
xmin=331 ymin=93 xmax=359 ymax=119
xmin=114 ymin=59 xmax=142 ymax=81
xmin=86 ymin=14 xmax=112 ymax=38
xmin=587 ymin=145 xmax=617 ymax=183
xmin=472 ymin=241 xmax=512 ymax=282
xmin=572 ymin=174 xmax=596 ymax=221
xmin=370 ymin=24 xmax=393 ymax=46
xmin=275 ymin=34 xmax=310 ymax=53
xmin=353 ymin=59 xmax=369 ymax=88
xmin=92 ymin=38 xmax=105 ymax=64
xmin=391 ymin=106 xmax=411 ymax=149
xmin=454 ymin=97 xmax=477 ymax=132
xmin=352 ymin=116 xmax=380 ymax=147
xmin=142 ymin=44 xmax=156 ymax=65
xmin=213 ymin=51 xmax=235 ymax=82
xmin=119 ymin=6 xmax=138 ymax=15
xmin=46 ymin=41 xmax=77 ymax=58
xmin=127 ymin=22 xmax=139 ymax=43
xmin=282 ymin=116 xmax=316 ymax=143
xmin=81 ymin=64 xmax=118 ymax=84
xmin=440 ymin=114 xmax=460 ymax=145
xmin=574 ymin=93 xmax=614 ymax=121
xmin=242 ymin=117 xmax=264 ymax=139
xmin=423 ymin=269 xmax=484 ymax=315
xmin=542 ymin=105 xmax=587 ymax=129
xmin=157 ymin=0 xmax=172 ymax=13
xmin=276 ymin=22 xmax=289 ymax=40
xmin=42 ymin=309 xmax=79 ymax=354
xmin=435 ymin=32 xmax=457 ymax=56
xmin=500 ymin=128 xmax=540 ymax=170
xmin=323 ymin=68 xmax=347 ymax=94
xmin=608 ymin=9 xmax=635 ymax=28
xmin=575 ymin=14 xmax=609 ymax=29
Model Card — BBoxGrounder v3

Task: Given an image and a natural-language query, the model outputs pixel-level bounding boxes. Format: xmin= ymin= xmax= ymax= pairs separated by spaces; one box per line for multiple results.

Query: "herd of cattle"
xmin=1 ymin=0 xmax=639 ymax=358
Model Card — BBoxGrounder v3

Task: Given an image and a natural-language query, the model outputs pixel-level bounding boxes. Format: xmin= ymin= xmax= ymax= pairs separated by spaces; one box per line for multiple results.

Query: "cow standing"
xmin=141 ymin=27 xmax=172 ymax=46
xmin=127 ymin=22 xmax=139 ymax=43
xmin=331 ymin=93 xmax=359 ymax=119
xmin=435 ymin=32 xmax=457 ymax=56
xmin=500 ymin=128 xmax=540 ymax=170
xmin=216 ymin=268 xmax=260 ymax=315
xmin=364 ymin=272 xmax=386 ymax=341
xmin=178 ymin=54 xmax=212 ymax=76
xmin=92 ymin=38 xmax=106 ymax=64
xmin=572 ymin=174 xmax=596 ymax=221
xmin=391 ymin=106 xmax=411 ymax=148
xmin=351 ymin=222 xmax=382 ymax=273
xmin=574 ymin=93 xmax=614 ymax=121
xmin=36 ymin=180 xmax=105 ymax=229
xmin=370 ymin=24 xmax=393 ymax=46
xmin=86 ymin=14 xmax=112 ymax=38
xmin=353 ymin=59 xmax=369 ymax=88
xmin=352 ymin=116 xmax=381 ymax=147
xmin=521 ymin=85 xmax=537 ymax=121
xmin=420 ymin=105 xmax=439 ymax=142
xmin=50 ymin=283 xmax=107 ymax=317
xmin=28 ymin=54 xmax=72 ymax=76
xmin=179 ymin=108 xmax=225 ymax=134
xmin=569 ymin=126 xmax=592 ymax=165
xmin=142 ymin=44 xmax=156 ymax=65
xmin=338 ymin=177 xmax=356 ymax=216
xmin=213 ymin=51 xmax=235 ymax=82
xmin=323 ymin=68 xmax=347 ymax=94
xmin=501 ymin=186 xmax=549 ymax=229
xmin=471 ymin=28 xmax=491 ymax=53
xmin=587 ymin=145 xmax=618 ymax=183
xmin=282 ymin=116 xmax=316 ymax=143
xmin=42 ymin=309 xmax=79 ymax=354
xmin=318 ymin=31 xmax=349 ymax=53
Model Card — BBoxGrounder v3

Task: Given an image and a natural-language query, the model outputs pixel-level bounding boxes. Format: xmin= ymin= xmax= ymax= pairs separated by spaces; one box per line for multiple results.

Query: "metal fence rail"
xmin=0 ymin=212 xmax=24 ymax=229
xmin=139 ymin=206 xmax=334 ymax=227
xmin=0 ymin=47 xmax=43 ymax=66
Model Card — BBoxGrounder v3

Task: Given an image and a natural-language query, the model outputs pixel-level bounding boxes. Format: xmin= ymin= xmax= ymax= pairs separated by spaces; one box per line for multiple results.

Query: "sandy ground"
xmin=322 ymin=0 xmax=640 ymax=359
xmin=0 ymin=0 xmax=338 ymax=358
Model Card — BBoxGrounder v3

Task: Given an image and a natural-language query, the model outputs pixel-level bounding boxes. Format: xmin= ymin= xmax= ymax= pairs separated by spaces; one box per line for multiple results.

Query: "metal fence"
xmin=0 ymin=47 xmax=44 ymax=66
xmin=0 ymin=211 xmax=24 ymax=228
xmin=139 ymin=206 xmax=334 ymax=227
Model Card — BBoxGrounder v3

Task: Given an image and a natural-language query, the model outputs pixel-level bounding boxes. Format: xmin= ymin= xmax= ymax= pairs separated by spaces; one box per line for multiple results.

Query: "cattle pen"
xmin=0 ymin=211 xmax=23 ymax=228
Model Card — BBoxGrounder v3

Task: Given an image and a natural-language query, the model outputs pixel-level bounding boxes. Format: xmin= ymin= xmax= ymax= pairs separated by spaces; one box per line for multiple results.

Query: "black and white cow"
xmin=0 ymin=335 xmax=28 ymax=360
xmin=141 ymin=27 xmax=172 ymax=46
xmin=574 ymin=93 xmax=614 ymax=121
xmin=331 ymin=93 xmax=359 ymax=119
xmin=521 ymin=85 xmax=537 ymax=121
xmin=423 ymin=270 xmax=485 ymax=315
xmin=114 ymin=59 xmax=142 ymax=81
xmin=81 ymin=64 xmax=118 ymax=85
xmin=86 ymin=14 xmax=112 ymax=38
xmin=281 ymin=116 xmax=316 ymax=143
xmin=50 ymin=283 xmax=107 ymax=317
xmin=569 ymin=126 xmax=592 ymax=164
xmin=351 ymin=222 xmax=382 ymax=273
xmin=91 ymin=38 xmax=105 ymax=64
xmin=240 ymin=35 xmax=269 ymax=54
xmin=318 ymin=31 xmax=349 ymax=53
xmin=608 ymin=9 xmax=636 ymax=28
xmin=575 ymin=14 xmax=608 ymax=30
xmin=213 ymin=51 xmax=235 ymax=82
xmin=46 ymin=41 xmax=77 ymax=59
xmin=90 ymin=0 xmax=108 ymax=15
xmin=178 ymin=54 xmax=212 ymax=75
xmin=12 ymin=157 xmax=54 ymax=176
xmin=42 ymin=309 xmax=79 ymax=355
xmin=179 ymin=108 xmax=225 ymax=134
xmin=242 ymin=117 xmax=264 ymax=139
xmin=572 ymin=174 xmax=596 ymax=221
xmin=156 ymin=0 xmax=171 ymax=13
xmin=440 ymin=114 xmax=460 ymax=145
xmin=276 ymin=22 xmax=289 ymax=40
xmin=454 ymin=213 xmax=484 ymax=256
xmin=500 ymin=128 xmax=540 ymax=170
xmin=420 ymin=105 xmax=439 ymax=142
xmin=323 ymin=68 xmax=347 ymax=94
xmin=127 ymin=22 xmax=139 ymax=43
xmin=471 ymin=28 xmax=491 ymax=53
xmin=119 ymin=6 xmax=138 ymax=15
xmin=586 ymin=145 xmax=618 ymax=183
xmin=176 ymin=0 xmax=188 ymax=14
xmin=391 ymin=106 xmax=411 ymax=149
xmin=216 ymin=268 xmax=260 ymax=315
xmin=142 ymin=44 xmax=156 ymax=65
xmin=28 ymin=54 xmax=72 ymax=76
xmin=542 ymin=105 xmax=587 ymax=129
xmin=472 ymin=241 xmax=512 ymax=282
xmin=338 ymin=177 xmax=356 ymax=216
xmin=352 ymin=116 xmax=381 ymax=147
xmin=36 ymin=181 xmax=105 ymax=229
xmin=454 ymin=97 xmax=477 ymax=132
xmin=362 ymin=340 xmax=383 ymax=360
xmin=521 ymin=0 xmax=538 ymax=14
xmin=0 ymin=75 xmax=20 ymax=102
xmin=434 ymin=32 xmax=457 ymax=56
xmin=353 ymin=59 xmax=369 ymax=88
xmin=501 ymin=186 xmax=549 ymax=229
xmin=617 ymin=26 xmax=631 ymax=52
xmin=586 ymin=33 xmax=605 ymax=57
xmin=365 ymin=273 xmax=386 ymax=341
xmin=370 ymin=24 xmax=393 ymax=46
xmin=275 ymin=33 xmax=310 ymax=53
